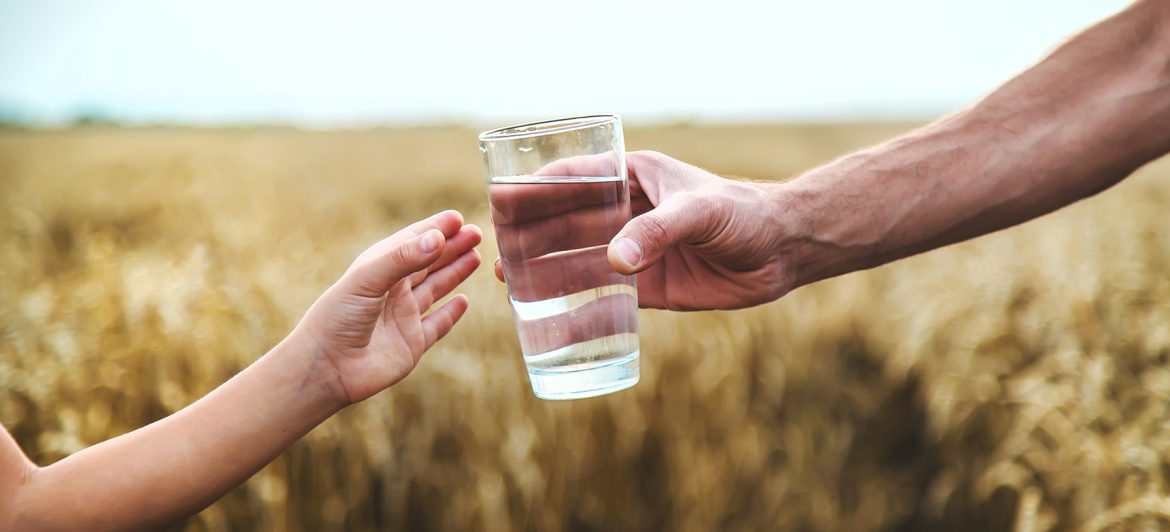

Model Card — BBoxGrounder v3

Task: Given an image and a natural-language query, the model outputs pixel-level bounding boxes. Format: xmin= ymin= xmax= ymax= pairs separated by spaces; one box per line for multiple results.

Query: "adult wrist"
xmin=761 ymin=179 xmax=824 ymax=291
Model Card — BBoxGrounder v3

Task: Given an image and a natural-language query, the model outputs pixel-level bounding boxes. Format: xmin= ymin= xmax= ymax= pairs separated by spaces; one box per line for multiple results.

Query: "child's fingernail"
xmin=420 ymin=231 xmax=442 ymax=253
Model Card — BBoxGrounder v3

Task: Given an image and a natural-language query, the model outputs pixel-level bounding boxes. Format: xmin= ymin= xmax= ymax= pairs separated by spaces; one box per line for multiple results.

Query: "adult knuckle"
xmin=683 ymin=190 xmax=714 ymax=210
xmin=631 ymin=149 xmax=665 ymax=162
xmin=680 ymin=190 xmax=725 ymax=219
xmin=638 ymin=213 xmax=672 ymax=246
xmin=631 ymin=150 xmax=673 ymax=172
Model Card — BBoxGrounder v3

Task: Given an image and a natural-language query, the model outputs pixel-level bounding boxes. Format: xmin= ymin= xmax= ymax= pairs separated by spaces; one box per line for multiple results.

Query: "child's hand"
xmin=0 ymin=210 xmax=482 ymax=531
xmin=293 ymin=210 xmax=482 ymax=404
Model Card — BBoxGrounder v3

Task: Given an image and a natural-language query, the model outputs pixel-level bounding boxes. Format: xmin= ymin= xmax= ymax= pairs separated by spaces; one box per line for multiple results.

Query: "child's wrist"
xmin=274 ymin=330 xmax=353 ymax=411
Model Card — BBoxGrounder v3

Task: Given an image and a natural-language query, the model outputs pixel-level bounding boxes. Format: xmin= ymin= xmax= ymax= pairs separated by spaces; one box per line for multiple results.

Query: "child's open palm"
xmin=296 ymin=210 xmax=482 ymax=403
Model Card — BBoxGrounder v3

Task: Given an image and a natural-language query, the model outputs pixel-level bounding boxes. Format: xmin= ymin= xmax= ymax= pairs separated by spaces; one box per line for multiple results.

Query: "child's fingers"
xmin=420 ymin=294 xmax=469 ymax=352
xmin=343 ymin=229 xmax=445 ymax=298
xmin=352 ymin=211 xmax=464 ymax=275
xmin=494 ymin=258 xmax=504 ymax=282
xmin=402 ymin=210 xmax=464 ymax=240
xmin=408 ymin=224 xmax=482 ymax=287
xmin=435 ymin=225 xmax=482 ymax=269
xmin=413 ymin=249 xmax=481 ymax=310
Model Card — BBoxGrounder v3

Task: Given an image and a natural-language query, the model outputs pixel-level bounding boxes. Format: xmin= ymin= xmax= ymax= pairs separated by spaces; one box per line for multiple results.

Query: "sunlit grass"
xmin=1 ymin=125 xmax=1168 ymax=531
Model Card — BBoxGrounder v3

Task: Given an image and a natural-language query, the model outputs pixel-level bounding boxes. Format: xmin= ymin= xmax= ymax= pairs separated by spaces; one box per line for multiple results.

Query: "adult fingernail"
xmin=612 ymin=237 xmax=642 ymax=269
xmin=420 ymin=231 xmax=442 ymax=253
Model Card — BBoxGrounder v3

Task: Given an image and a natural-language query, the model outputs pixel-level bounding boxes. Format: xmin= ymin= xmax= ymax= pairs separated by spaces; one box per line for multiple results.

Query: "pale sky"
xmin=0 ymin=0 xmax=1131 ymax=126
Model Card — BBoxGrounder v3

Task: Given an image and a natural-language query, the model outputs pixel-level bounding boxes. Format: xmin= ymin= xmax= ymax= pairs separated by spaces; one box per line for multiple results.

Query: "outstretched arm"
xmin=492 ymin=0 xmax=1170 ymax=310
xmin=0 ymin=211 xmax=482 ymax=531
xmin=779 ymin=0 xmax=1170 ymax=286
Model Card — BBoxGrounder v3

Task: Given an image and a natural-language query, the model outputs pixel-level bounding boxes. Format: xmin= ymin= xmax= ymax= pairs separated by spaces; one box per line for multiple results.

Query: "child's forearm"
xmin=0 ymin=211 xmax=479 ymax=530
xmin=9 ymin=337 xmax=343 ymax=531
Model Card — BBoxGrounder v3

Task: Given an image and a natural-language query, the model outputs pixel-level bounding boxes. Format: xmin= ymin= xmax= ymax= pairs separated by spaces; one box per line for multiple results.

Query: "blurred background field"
xmin=1 ymin=124 xmax=1168 ymax=531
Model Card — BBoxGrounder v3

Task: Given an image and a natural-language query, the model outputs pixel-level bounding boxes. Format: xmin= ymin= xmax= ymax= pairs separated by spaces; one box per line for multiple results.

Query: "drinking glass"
xmin=479 ymin=114 xmax=639 ymax=400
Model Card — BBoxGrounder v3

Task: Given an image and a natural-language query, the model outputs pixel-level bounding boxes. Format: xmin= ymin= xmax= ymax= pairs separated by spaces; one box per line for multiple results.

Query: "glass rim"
xmin=478 ymin=114 xmax=620 ymax=142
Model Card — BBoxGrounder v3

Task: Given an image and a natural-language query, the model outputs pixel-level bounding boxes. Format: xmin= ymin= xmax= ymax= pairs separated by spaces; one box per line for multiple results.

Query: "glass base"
xmin=527 ymin=352 xmax=640 ymax=400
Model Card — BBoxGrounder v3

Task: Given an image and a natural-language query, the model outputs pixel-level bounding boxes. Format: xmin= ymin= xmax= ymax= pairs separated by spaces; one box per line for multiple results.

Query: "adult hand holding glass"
xmin=494 ymin=150 xmax=796 ymax=311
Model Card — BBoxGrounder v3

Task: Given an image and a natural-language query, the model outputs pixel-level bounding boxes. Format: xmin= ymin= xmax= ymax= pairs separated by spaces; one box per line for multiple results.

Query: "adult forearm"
xmin=11 ymin=339 xmax=344 ymax=531
xmin=777 ymin=0 xmax=1170 ymax=287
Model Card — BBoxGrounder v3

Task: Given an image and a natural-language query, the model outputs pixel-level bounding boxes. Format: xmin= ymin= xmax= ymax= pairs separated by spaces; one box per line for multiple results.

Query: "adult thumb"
xmin=608 ymin=196 xmax=712 ymax=275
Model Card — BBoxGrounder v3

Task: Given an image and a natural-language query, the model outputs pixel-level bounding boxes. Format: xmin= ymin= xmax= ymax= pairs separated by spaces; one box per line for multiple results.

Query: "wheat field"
xmin=1 ymin=124 xmax=1169 ymax=531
